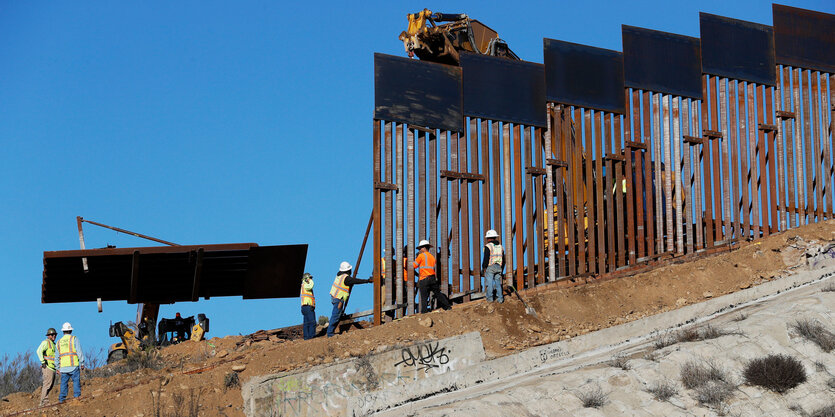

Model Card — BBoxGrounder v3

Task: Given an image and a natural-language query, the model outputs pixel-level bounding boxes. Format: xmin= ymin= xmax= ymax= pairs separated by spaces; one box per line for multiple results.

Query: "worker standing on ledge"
xmin=55 ymin=322 xmax=84 ymax=403
xmin=300 ymin=272 xmax=316 ymax=340
xmin=327 ymin=262 xmax=372 ymax=337
xmin=35 ymin=327 xmax=58 ymax=406
xmin=414 ymin=240 xmax=452 ymax=313
xmin=482 ymin=230 xmax=505 ymax=303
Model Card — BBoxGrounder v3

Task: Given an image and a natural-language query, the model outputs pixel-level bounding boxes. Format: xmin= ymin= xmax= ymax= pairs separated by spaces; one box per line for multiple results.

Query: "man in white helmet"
xmin=55 ymin=322 xmax=84 ymax=402
xmin=327 ymin=261 xmax=372 ymax=337
xmin=482 ymin=230 xmax=505 ymax=303
xmin=413 ymin=240 xmax=451 ymax=313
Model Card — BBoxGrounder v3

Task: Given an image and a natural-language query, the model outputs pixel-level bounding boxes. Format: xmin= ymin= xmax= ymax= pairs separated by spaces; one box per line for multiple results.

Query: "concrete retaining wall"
xmin=245 ymin=244 xmax=835 ymax=416
xmin=361 ymin=260 xmax=835 ymax=415
xmin=241 ymin=332 xmax=485 ymax=416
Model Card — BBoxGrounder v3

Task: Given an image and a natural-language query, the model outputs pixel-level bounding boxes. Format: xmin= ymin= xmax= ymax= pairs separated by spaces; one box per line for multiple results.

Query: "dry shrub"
xmin=812 ymin=404 xmax=835 ymax=417
xmin=224 ymin=371 xmax=240 ymax=390
xmin=698 ymin=324 xmax=740 ymax=341
xmin=654 ymin=332 xmax=678 ymax=350
xmin=0 ymin=353 xmax=40 ymax=398
xmin=608 ymin=355 xmax=630 ymax=370
xmin=680 ymin=358 xmax=729 ymax=390
xmin=743 ymin=354 xmax=807 ymax=393
xmin=645 ymin=379 xmax=678 ymax=401
xmin=792 ymin=319 xmax=835 ymax=352
xmin=149 ymin=380 xmax=202 ymax=417
xmin=695 ymin=380 xmax=735 ymax=407
xmin=678 ymin=328 xmax=701 ymax=343
xmin=576 ymin=385 xmax=608 ymax=408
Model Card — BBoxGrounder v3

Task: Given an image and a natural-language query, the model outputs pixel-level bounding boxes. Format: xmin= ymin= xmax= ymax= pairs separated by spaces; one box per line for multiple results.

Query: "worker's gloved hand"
xmin=365 ymin=278 xmax=373 ymax=284
xmin=41 ymin=362 xmax=47 ymax=369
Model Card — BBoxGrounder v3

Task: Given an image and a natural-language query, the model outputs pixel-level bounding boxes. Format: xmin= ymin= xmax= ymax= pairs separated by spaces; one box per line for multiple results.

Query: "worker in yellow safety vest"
xmin=481 ymin=229 xmax=506 ymax=303
xmin=300 ymin=272 xmax=316 ymax=340
xmin=413 ymin=240 xmax=452 ymax=313
xmin=326 ymin=262 xmax=372 ymax=337
xmin=55 ymin=322 xmax=84 ymax=403
xmin=35 ymin=327 xmax=58 ymax=406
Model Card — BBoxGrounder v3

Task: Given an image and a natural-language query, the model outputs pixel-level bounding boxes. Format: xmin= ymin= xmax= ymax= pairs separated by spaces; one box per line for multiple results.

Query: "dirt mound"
xmin=3 ymin=221 xmax=833 ymax=417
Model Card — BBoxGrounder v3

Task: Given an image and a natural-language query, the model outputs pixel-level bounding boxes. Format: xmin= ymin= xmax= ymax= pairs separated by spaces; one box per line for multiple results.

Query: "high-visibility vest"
xmin=41 ymin=339 xmax=56 ymax=370
xmin=413 ymin=252 xmax=436 ymax=280
xmin=301 ymin=281 xmax=315 ymax=307
xmin=486 ymin=242 xmax=503 ymax=266
xmin=57 ymin=335 xmax=79 ymax=368
xmin=330 ymin=273 xmax=350 ymax=301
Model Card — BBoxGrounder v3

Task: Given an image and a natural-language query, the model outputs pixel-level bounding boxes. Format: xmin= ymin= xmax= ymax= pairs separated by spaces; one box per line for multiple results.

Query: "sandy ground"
xmin=3 ymin=220 xmax=834 ymax=417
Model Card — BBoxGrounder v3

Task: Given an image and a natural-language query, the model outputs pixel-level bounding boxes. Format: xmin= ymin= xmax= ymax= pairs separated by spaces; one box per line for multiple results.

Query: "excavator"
xmin=107 ymin=303 xmax=210 ymax=363
xmin=399 ymin=9 xmax=518 ymax=65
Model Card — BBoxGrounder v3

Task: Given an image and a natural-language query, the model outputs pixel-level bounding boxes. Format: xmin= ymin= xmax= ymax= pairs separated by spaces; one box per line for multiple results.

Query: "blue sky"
xmin=1 ymin=0 xmax=831 ymax=358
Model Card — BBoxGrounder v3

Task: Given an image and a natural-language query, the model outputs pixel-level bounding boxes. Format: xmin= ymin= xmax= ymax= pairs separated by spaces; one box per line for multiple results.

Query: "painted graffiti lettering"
xmin=394 ymin=342 xmax=451 ymax=373
xmin=538 ymin=346 xmax=567 ymax=363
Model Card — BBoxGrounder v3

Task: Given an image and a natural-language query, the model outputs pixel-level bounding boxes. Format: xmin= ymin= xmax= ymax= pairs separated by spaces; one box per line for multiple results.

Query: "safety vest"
xmin=330 ymin=273 xmax=350 ymax=301
xmin=41 ymin=339 xmax=56 ymax=370
xmin=301 ymin=282 xmax=315 ymax=307
xmin=486 ymin=242 xmax=503 ymax=266
xmin=413 ymin=252 xmax=436 ymax=280
xmin=57 ymin=335 xmax=79 ymax=368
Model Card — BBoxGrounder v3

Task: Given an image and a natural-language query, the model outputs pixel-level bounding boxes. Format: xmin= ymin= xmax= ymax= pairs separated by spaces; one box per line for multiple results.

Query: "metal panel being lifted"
xmin=42 ymin=243 xmax=308 ymax=304
xmin=374 ymin=53 xmax=463 ymax=132
xmin=544 ymin=38 xmax=625 ymax=114
xmin=773 ymin=4 xmax=835 ymax=74
xmin=460 ymin=53 xmax=547 ymax=126
xmin=699 ymin=12 xmax=776 ymax=86
xmin=622 ymin=25 xmax=702 ymax=100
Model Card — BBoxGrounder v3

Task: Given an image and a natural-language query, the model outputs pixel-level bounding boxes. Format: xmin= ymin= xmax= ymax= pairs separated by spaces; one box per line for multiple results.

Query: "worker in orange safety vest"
xmin=413 ymin=240 xmax=452 ymax=313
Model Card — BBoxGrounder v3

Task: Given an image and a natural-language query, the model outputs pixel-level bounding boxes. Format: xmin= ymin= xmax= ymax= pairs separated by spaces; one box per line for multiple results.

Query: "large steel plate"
xmin=374 ymin=53 xmax=463 ymax=132
xmin=622 ymin=25 xmax=702 ymax=99
xmin=699 ymin=13 xmax=776 ymax=86
xmin=460 ymin=53 xmax=546 ymax=127
xmin=544 ymin=38 xmax=625 ymax=114
xmin=773 ymin=4 xmax=835 ymax=74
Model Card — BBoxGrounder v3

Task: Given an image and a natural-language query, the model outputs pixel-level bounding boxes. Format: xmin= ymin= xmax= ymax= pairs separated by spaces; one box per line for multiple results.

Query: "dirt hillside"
xmin=3 ymin=220 xmax=834 ymax=417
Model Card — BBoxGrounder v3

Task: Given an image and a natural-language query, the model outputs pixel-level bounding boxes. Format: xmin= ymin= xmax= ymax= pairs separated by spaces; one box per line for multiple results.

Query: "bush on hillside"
xmin=743 ymin=354 xmax=806 ymax=393
xmin=0 ymin=353 xmax=40 ymax=398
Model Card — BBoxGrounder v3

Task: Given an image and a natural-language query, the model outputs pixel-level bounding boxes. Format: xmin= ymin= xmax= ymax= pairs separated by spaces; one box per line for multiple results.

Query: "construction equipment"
xmin=107 ymin=308 xmax=209 ymax=363
xmin=507 ymin=285 xmax=537 ymax=316
xmin=399 ymin=9 xmax=518 ymax=65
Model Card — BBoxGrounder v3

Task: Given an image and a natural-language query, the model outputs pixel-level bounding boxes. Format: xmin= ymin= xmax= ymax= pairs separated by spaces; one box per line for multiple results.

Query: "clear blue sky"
xmin=1 ymin=0 xmax=831 ymax=358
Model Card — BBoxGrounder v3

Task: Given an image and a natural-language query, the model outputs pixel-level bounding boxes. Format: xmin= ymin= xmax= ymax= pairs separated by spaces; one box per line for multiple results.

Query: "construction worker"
xmin=35 ymin=328 xmax=58 ymax=406
xmin=482 ymin=230 xmax=505 ymax=303
xmin=55 ymin=322 xmax=84 ymax=403
xmin=326 ymin=262 xmax=372 ymax=337
xmin=414 ymin=240 xmax=451 ymax=313
xmin=300 ymin=272 xmax=316 ymax=340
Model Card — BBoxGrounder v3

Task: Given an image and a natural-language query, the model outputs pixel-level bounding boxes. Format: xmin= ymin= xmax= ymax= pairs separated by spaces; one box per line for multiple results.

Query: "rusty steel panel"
xmin=43 ymin=244 xmax=307 ymax=303
xmin=699 ymin=13 xmax=776 ymax=87
xmin=622 ymin=26 xmax=702 ymax=100
xmin=773 ymin=5 xmax=835 ymax=74
xmin=544 ymin=39 xmax=626 ymax=114
xmin=461 ymin=54 xmax=547 ymax=127
xmin=374 ymin=54 xmax=463 ymax=132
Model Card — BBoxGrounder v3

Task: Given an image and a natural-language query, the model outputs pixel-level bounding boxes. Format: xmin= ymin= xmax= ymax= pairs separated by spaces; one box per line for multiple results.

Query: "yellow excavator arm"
xmin=399 ymin=9 xmax=518 ymax=65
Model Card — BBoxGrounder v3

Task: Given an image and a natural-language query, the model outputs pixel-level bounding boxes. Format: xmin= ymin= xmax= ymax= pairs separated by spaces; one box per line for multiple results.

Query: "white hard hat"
xmin=417 ymin=239 xmax=431 ymax=248
xmin=339 ymin=261 xmax=352 ymax=272
xmin=485 ymin=229 xmax=499 ymax=238
xmin=61 ymin=322 xmax=73 ymax=332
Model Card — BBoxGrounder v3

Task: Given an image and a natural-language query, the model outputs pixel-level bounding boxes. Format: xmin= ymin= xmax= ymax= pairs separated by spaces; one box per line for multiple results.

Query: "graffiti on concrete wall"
xmin=394 ymin=341 xmax=450 ymax=373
